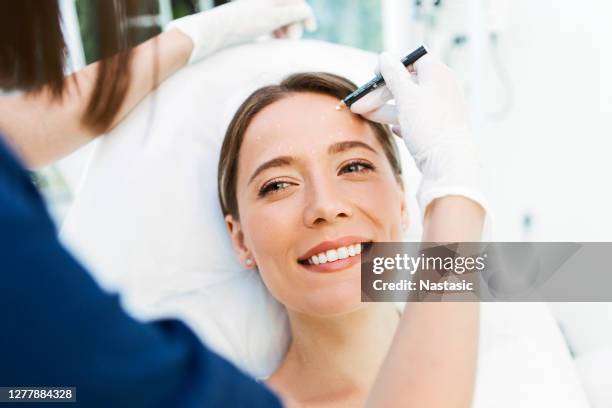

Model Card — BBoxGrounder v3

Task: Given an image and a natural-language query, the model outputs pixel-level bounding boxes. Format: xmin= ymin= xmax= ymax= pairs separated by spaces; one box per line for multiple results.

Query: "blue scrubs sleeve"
xmin=0 ymin=137 xmax=281 ymax=408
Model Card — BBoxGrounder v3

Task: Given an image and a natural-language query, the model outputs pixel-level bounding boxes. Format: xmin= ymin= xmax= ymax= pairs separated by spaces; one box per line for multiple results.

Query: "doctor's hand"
xmin=165 ymin=0 xmax=317 ymax=64
xmin=351 ymin=52 xmax=488 ymax=215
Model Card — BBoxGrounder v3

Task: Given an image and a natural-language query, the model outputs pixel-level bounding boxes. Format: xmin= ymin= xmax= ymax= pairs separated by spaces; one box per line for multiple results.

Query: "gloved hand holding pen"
xmin=165 ymin=0 xmax=318 ymax=64
xmin=350 ymin=52 xmax=488 ymax=216
xmin=350 ymin=55 xmax=483 ymax=408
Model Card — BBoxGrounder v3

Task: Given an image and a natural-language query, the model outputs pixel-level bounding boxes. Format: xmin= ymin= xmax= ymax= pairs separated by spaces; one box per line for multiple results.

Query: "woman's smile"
xmin=297 ymin=236 xmax=373 ymax=273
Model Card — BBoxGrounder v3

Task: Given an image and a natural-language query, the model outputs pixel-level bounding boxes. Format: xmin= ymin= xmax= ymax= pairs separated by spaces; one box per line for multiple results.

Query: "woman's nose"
xmin=302 ymin=178 xmax=352 ymax=227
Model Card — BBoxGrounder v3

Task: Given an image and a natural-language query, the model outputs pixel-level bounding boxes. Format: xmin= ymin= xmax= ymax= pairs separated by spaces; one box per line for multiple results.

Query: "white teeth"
xmin=326 ymin=249 xmax=338 ymax=262
xmin=307 ymin=243 xmax=365 ymax=265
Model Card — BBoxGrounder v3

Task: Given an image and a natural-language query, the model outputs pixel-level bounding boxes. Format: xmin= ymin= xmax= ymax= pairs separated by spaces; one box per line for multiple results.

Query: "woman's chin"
xmin=299 ymin=282 xmax=365 ymax=317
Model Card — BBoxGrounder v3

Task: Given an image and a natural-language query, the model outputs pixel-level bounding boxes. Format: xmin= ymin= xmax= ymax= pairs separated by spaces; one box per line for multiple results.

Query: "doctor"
xmin=0 ymin=0 xmax=484 ymax=407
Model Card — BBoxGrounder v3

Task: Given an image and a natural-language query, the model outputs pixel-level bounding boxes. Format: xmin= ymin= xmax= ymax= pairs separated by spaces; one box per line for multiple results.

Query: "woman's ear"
xmin=225 ymin=214 xmax=256 ymax=269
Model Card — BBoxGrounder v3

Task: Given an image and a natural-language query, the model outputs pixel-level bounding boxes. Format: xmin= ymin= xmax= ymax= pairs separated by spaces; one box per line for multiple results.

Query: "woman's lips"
xmin=299 ymin=251 xmax=362 ymax=273
xmin=297 ymin=241 xmax=372 ymax=273
xmin=297 ymin=236 xmax=370 ymax=262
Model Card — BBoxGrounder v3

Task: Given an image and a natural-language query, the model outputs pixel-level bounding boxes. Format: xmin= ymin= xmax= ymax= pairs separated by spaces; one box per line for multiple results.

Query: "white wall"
xmin=422 ymin=4 xmax=612 ymax=404
xmin=384 ymin=0 xmax=612 ymax=241
xmin=479 ymin=0 xmax=612 ymax=241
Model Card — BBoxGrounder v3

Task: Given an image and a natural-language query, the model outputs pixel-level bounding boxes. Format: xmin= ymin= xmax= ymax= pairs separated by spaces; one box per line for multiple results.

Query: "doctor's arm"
xmin=0 ymin=0 xmax=315 ymax=168
xmin=0 ymin=141 xmax=282 ymax=407
xmin=0 ymin=29 xmax=192 ymax=168
xmin=352 ymin=53 xmax=486 ymax=407
xmin=367 ymin=197 xmax=483 ymax=408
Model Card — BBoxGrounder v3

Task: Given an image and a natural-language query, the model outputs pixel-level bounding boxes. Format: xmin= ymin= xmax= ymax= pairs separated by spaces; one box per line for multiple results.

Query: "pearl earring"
xmin=245 ymin=258 xmax=253 ymax=266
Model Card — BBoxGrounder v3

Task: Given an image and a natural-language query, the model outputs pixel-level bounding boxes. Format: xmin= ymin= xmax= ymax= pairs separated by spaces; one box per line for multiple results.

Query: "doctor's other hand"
xmin=350 ymin=52 xmax=488 ymax=214
xmin=165 ymin=0 xmax=317 ymax=64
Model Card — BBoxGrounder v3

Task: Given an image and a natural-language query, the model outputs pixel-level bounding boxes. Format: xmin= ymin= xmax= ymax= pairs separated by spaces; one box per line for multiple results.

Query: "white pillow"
xmin=474 ymin=303 xmax=590 ymax=407
xmin=574 ymin=347 xmax=612 ymax=408
xmin=548 ymin=302 xmax=612 ymax=406
xmin=548 ymin=302 xmax=612 ymax=357
xmin=61 ymin=40 xmax=590 ymax=406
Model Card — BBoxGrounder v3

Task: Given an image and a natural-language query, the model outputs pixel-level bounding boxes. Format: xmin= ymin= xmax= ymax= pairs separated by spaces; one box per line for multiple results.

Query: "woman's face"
xmin=226 ymin=92 xmax=407 ymax=316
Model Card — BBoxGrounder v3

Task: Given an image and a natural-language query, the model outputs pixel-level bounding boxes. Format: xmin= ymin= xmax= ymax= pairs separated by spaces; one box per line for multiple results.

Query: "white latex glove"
xmin=351 ymin=52 xmax=488 ymax=215
xmin=165 ymin=0 xmax=317 ymax=64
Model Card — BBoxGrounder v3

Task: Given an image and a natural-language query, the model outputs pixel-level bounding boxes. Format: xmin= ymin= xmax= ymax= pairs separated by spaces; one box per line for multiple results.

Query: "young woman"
xmin=218 ymin=68 xmax=486 ymax=406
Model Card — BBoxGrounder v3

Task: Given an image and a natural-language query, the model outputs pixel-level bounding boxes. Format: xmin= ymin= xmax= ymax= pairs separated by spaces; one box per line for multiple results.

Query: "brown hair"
xmin=218 ymin=72 xmax=403 ymax=219
xmin=0 ymin=0 xmax=139 ymax=132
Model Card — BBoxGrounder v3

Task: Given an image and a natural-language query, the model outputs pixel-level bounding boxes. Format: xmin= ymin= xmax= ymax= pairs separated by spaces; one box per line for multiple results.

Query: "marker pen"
xmin=338 ymin=46 xmax=428 ymax=110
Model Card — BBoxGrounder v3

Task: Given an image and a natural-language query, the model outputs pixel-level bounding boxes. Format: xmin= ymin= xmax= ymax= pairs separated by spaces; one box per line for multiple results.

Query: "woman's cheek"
xmin=244 ymin=204 xmax=291 ymax=254
xmin=242 ymin=205 xmax=298 ymax=304
xmin=242 ymin=194 xmax=304 ymax=267
xmin=345 ymin=178 xmax=401 ymax=213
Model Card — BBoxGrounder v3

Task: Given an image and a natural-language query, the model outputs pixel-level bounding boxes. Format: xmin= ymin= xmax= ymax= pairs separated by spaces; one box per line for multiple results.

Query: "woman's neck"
xmin=268 ymin=303 xmax=400 ymax=405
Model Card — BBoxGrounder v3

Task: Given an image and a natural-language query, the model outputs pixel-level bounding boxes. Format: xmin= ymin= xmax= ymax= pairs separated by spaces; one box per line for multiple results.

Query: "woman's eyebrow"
xmin=328 ymin=140 xmax=378 ymax=155
xmin=248 ymin=156 xmax=294 ymax=186
xmin=247 ymin=141 xmax=376 ymax=186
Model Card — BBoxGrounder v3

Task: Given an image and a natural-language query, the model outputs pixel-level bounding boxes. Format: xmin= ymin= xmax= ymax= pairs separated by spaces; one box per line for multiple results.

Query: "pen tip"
xmin=335 ymin=101 xmax=347 ymax=111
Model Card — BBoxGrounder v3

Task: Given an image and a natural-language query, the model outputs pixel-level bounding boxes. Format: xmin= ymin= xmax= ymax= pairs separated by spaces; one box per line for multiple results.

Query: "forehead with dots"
xmin=236 ymin=92 xmax=384 ymax=186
